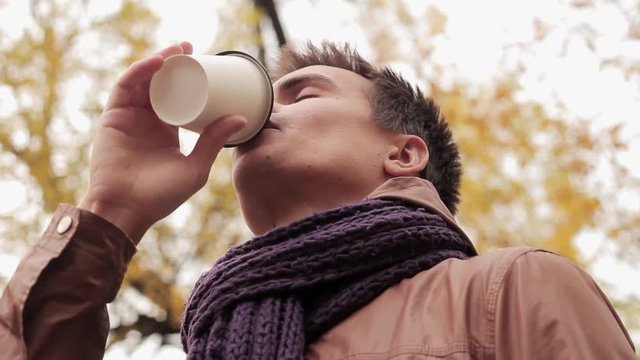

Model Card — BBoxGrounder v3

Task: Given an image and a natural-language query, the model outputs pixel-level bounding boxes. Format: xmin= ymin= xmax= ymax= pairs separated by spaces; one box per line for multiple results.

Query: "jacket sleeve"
xmin=0 ymin=204 xmax=136 ymax=360
xmin=493 ymin=250 xmax=636 ymax=359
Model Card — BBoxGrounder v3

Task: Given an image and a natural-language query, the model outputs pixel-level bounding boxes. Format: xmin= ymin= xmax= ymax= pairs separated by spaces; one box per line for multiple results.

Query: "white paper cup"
xmin=149 ymin=51 xmax=274 ymax=146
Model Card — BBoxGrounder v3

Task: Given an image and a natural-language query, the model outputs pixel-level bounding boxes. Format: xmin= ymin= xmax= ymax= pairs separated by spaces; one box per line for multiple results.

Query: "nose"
xmin=271 ymin=102 xmax=281 ymax=114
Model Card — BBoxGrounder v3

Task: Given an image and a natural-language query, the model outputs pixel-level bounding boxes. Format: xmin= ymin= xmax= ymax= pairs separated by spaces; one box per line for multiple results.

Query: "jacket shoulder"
xmin=428 ymin=247 xmax=548 ymax=300
xmin=488 ymin=248 xmax=636 ymax=358
xmin=422 ymin=247 xmax=634 ymax=357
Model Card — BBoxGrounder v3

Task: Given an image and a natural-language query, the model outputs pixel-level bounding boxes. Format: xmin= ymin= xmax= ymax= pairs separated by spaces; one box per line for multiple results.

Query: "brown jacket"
xmin=0 ymin=177 xmax=635 ymax=359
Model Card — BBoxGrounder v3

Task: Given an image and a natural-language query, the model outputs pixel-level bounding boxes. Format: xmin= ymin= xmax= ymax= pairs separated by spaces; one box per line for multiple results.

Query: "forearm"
xmin=0 ymin=205 xmax=136 ymax=360
xmin=78 ymin=197 xmax=151 ymax=245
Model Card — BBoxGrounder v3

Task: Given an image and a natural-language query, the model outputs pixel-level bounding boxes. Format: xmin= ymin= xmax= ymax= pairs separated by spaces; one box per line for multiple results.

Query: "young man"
xmin=0 ymin=41 xmax=636 ymax=359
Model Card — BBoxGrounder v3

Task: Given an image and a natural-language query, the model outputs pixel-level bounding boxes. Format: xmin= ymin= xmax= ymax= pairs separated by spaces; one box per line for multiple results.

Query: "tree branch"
xmin=255 ymin=0 xmax=287 ymax=46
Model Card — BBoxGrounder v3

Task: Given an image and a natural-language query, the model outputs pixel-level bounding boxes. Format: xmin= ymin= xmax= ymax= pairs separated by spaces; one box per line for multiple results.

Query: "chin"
xmin=232 ymin=151 xmax=281 ymax=194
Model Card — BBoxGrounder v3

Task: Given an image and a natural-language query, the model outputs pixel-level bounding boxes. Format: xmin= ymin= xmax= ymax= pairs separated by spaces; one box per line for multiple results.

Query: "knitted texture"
xmin=181 ymin=199 xmax=477 ymax=360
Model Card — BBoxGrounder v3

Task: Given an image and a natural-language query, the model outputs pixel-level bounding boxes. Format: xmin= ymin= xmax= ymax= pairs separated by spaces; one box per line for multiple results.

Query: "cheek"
xmin=282 ymin=99 xmax=381 ymax=155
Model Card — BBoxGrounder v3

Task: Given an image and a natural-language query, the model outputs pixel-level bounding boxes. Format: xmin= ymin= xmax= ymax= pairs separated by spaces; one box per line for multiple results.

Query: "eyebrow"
xmin=275 ymin=73 xmax=338 ymax=94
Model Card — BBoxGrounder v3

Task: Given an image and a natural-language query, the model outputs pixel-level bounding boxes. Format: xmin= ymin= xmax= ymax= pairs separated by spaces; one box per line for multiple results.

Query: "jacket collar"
xmin=366 ymin=177 xmax=475 ymax=251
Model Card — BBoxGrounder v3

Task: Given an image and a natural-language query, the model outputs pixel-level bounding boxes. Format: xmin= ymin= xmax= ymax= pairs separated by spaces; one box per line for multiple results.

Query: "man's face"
xmin=232 ymin=65 xmax=395 ymax=232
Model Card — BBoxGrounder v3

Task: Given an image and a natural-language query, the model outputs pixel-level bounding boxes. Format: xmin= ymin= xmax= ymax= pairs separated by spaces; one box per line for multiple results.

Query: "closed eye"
xmin=294 ymin=94 xmax=318 ymax=102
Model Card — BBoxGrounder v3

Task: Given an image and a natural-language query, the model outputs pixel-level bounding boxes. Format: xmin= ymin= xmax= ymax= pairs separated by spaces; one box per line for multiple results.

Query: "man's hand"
xmin=79 ymin=42 xmax=247 ymax=243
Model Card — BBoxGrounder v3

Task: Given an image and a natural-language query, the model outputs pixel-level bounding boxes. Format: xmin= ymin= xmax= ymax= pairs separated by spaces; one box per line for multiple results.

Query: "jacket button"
xmin=56 ymin=216 xmax=73 ymax=234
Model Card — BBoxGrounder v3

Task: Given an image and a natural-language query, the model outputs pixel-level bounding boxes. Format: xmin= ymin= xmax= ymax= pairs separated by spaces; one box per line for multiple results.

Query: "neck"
xmin=238 ymin=183 xmax=379 ymax=235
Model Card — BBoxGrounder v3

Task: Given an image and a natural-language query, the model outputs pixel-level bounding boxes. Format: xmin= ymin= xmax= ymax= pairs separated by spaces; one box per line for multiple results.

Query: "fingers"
xmin=189 ymin=116 xmax=248 ymax=170
xmin=106 ymin=42 xmax=194 ymax=109
xmin=117 ymin=56 xmax=164 ymax=91
xmin=178 ymin=41 xmax=193 ymax=55
xmin=154 ymin=41 xmax=193 ymax=60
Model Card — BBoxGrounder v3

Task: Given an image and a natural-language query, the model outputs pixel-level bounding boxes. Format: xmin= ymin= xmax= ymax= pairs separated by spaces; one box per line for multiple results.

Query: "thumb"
xmin=189 ymin=115 xmax=247 ymax=168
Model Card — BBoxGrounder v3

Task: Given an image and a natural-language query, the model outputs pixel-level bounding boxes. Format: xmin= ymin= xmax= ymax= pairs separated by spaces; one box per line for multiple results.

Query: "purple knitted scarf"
xmin=181 ymin=198 xmax=477 ymax=360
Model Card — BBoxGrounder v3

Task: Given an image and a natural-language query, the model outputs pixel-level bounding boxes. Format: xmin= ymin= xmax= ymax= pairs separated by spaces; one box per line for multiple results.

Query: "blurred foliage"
xmin=0 ymin=0 xmax=638 ymax=352
xmin=353 ymin=0 xmax=640 ymax=259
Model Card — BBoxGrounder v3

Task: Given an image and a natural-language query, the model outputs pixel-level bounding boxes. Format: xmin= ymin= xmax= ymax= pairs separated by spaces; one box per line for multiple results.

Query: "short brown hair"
xmin=272 ymin=42 xmax=462 ymax=214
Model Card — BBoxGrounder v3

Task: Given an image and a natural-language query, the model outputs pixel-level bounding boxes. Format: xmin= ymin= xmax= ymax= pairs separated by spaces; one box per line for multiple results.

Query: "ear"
xmin=383 ymin=135 xmax=429 ymax=177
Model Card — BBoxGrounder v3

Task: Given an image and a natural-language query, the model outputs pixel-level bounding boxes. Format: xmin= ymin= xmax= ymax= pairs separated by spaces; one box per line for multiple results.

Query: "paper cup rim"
xmin=216 ymin=51 xmax=274 ymax=147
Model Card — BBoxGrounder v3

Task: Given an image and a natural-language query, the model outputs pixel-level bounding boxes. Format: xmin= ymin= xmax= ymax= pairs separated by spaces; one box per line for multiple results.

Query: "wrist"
xmin=77 ymin=197 xmax=150 ymax=244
